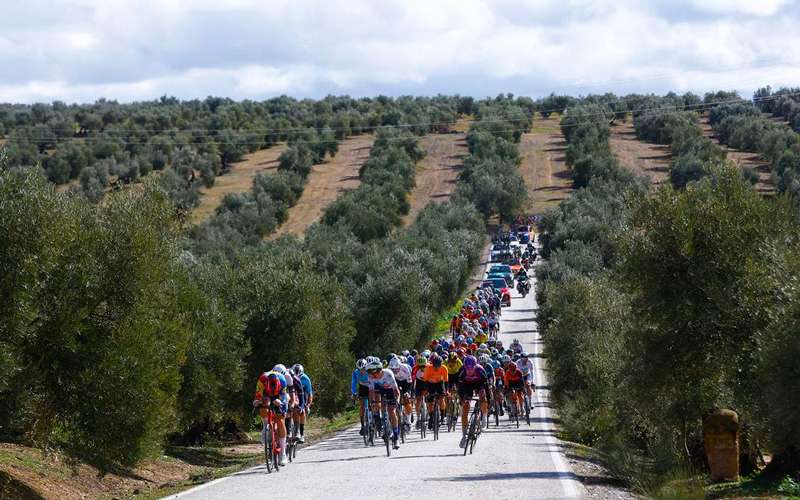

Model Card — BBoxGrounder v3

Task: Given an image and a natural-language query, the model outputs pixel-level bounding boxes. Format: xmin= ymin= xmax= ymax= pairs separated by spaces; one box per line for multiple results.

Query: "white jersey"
xmin=369 ymin=368 xmax=399 ymax=392
xmin=516 ymin=358 xmax=534 ymax=379
xmin=392 ymin=363 xmax=412 ymax=382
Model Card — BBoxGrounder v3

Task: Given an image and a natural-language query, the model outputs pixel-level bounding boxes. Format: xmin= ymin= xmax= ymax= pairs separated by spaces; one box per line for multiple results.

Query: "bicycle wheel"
xmin=433 ymin=403 xmax=440 ymax=441
xmin=384 ymin=416 xmax=391 ymax=457
xmin=494 ymin=400 xmax=500 ymax=427
xmin=263 ymin=426 xmax=273 ymax=473
xmin=524 ymin=395 xmax=531 ymax=426
xmin=419 ymin=406 xmax=427 ymax=440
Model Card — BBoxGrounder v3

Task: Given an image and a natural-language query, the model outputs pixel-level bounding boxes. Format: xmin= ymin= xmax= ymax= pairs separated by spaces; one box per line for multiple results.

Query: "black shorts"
xmin=447 ymin=374 xmax=458 ymax=390
xmin=376 ymin=387 xmax=397 ymax=405
xmin=357 ymin=384 xmax=370 ymax=399
xmin=458 ymin=381 xmax=486 ymax=401
xmin=426 ymin=381 xmax=446 ymax=397
xmin=398 ymin=379 xmax=411 ymax=395
xmin=414 ymin=379 xmax=428 ymax=396
xmin=506 ymin=379 xmax=524 ymax=392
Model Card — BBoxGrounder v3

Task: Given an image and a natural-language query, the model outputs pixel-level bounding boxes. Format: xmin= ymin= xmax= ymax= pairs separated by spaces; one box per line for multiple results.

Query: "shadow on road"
xmin=429 ymin=471 xmax=580 ymax=482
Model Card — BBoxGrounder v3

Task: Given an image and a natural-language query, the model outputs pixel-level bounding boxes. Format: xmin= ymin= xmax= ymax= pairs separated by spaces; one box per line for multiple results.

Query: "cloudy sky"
xmin=2 ymin=0 xmax=799 ymax=103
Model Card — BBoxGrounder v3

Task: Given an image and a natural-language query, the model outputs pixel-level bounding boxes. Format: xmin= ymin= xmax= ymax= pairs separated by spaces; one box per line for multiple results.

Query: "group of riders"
xmin=251 ymin=219 xmax=539 ymax=464
xmin=352 ymin=281 xmax=536 ymax=452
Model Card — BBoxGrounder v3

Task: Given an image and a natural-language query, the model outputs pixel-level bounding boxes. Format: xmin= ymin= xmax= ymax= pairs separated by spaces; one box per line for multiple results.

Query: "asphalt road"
xmin=170 ymin=254 xmax=585 ymax=500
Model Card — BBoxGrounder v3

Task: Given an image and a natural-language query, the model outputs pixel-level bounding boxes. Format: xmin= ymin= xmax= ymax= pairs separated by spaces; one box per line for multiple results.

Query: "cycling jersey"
xmin=444 ymin=358 xmax=463 ymax=376
xmin=422 ymin=365 xmax=448 ymax=384
xmin=368 ymin=368 xmax=399 ymax=392
xmin=392 ymin=363 xmax=412 ymax=382
xmin=503 ymin=367 xmax=523 ymax=385
xmin=255 ymin=371 xmax=287 ymax=398
xmin=458 ymin=364 xmax=487 ymax=384
xmin=298 ymin=372 xmax=314 ymax=396
xmin=350 ymin=369 xmax=369 ymax=395
xmin=412 ymin=364 xmax=426 ymax=381
xmin=516 ymin=358 xmax=534 ymax=380
xmin=474 ymin=332 xmax=488 ymax=345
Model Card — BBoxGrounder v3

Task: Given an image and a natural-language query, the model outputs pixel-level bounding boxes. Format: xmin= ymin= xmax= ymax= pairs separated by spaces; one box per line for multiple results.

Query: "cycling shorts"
xmin=259 ymin=394 xmax=288 ymax=417
xmin=414 ymin=380 xmax=428 ymax=396
xmin=294 ymin=392 xmax=308 ymax=411
xmin=376 ymin=386 xmax=397 ymax=405
xmin=447 ymin=374 xmax=458 ymax=390
xmin=426 ymin=381 xmax=446 ymax=397
xmin=458 ymin=381 xmax=486 ymax=401
xmin=357 ymin=383 xmax=370 ymax=399
xmin=506 ymin=380 xmax=524 ymax=392
xmin=522 ymin=373 xmax=533 ymax=384
xmin=398 ymin=379 xmax=412 ymax=395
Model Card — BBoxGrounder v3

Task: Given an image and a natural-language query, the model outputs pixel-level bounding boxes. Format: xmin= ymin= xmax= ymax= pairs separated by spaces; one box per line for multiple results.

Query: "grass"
xmin=706 ymin=473 xmax=799 ymax=499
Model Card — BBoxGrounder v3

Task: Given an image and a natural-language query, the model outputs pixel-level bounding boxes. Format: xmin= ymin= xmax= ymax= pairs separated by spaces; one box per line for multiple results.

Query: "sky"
xmin=1 ymin=0 xmax=799 ymax=103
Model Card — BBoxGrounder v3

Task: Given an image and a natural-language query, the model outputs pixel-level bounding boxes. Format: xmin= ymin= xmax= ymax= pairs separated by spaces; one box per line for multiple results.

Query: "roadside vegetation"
xmin=536 ymin=92 xmax=800 ymax=496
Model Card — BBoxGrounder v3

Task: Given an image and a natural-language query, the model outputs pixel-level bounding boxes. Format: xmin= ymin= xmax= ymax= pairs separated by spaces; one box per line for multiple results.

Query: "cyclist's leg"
xmin=458 ymin=383 xmax=472 ymax=435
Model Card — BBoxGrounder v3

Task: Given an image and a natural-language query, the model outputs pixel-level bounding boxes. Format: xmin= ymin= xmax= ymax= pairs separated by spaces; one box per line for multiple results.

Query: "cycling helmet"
xmin=456 ymin=335 xmax=466 ymax=343
xmin=466 ymin=337 xmax=474 ymax=345
xmin=479 ymin=354 xmax=491 ymax=364
xmin=487 ymin=339 xmax=496 ymax=347
xmin=292 ymin=364 xmax=304 ymax=376
xmin=448 ymin=351 xmax=458 ymax=361
xmin=521 ymin=352 xmax=529 ymax=358
xmin=512 ymin=338 xmax=520 ymax=345
xmin=469 ymin=343 xmax=478 ymax=351
xmin=430 ymin=340 xmax=439 ymax=349
xmin=435 ymin=345 xmax=445 ymax=354
xmin=272 ymin=364 xmax=287 ymax=374
xmin=463 ymin=355 xmax=478 ymax=368
xmin=490 ymin=348 xmax=499 ymax=356
xmin=356 ymin=358 xmax=367 ymax=370
xmin=512 ymin=353 xmax=521 ymax=361
xmin=389 ymin=353 xmax=398 ymax=361
xmin=366 ymin=359 xmax=383 ymax=372
xmin=479 ymin=343 xmax=487 ymax=350
xmin=501 ymin=355 xmax=511 ymax=365
xmin=422 ymin=350 xmax=431 ymax=358
xmin=402 ymin=350 xmax=410 ymax=356
xmin=389 ymin=357 xmax=401 ymax=370
xmin=431 ymin=354 xmax=443 ymax=367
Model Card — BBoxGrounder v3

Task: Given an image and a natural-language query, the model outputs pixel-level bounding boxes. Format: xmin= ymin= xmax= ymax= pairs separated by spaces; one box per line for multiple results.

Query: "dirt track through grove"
xmin=518 ymin=115 xmax=574 ymax=214
xmin=699 ymin=116 xmax=775 ymax=195
xmin=270 ymin=134 xmax=374 ymax=238
xmin=608 ymin=120 xmax=670 ymax=186
xmin=192 ymin=145 xmax=286 ymax=223
xmin=401 ymin=119 xmax=470 ymax=225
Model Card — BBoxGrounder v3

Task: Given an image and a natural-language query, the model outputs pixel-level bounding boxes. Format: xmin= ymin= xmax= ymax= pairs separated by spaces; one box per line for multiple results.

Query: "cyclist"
xmin=366 ymin=358 xmax=401 ymax=449
xmin=389 ymin=356 xmax=413 ymax=430
xmin=516 ymin=352 xmax=536 ymax=402
xmin=412 ymin=355 xmax=428 ymax=428
xmin=291 ymin=364 xmax=313 ymax=443
xmin=423 ymin=354 xmax=448 ymax=429
xmin=510 ymin=338 xmax=523 ymax=355
xmin=253 ymin=369 xmax=291 ymax=466
xmin=457 ymin=355 xmax=489 ymax=449
xmin=478 ymin=354 xmax=496 ymax=428
xmin=503 ymin=359 xmax=525 ymax=418
xmin=351 ymin=359 xmax=371 ymax=436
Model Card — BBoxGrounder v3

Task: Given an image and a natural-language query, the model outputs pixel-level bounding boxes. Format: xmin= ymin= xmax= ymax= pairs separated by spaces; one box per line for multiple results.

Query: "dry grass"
xmin=191 ymin=145 xmax=285 ymax=223
xmin=270 ymin=135 xmax=374 ymax=239
xmin=699 ymin=116 xmax=775 ymax=195
xmin=518 ymin=114 xmax=574 ymax=214
xmin=609 ymin=120 xmax=671 ymax=186
xmin=402 ymin=117 xmax=471 ymax=225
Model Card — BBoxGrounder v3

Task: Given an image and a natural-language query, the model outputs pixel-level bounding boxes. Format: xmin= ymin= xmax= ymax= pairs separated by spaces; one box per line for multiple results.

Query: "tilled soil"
xmin=402 ymin=122 xmax=469 ymax=226
xmin=270 ymin=134 xmax=373 ymax=238
xmin=518 ymin=115 xmax=574 ymax=214
xmin=608 ymin=120 xmax=670 ymax=186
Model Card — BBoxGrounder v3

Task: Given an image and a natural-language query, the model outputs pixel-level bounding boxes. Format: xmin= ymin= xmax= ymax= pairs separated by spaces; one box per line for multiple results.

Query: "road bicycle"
xmin=372 ymin=396 xmax=394 ymax=457
xmin=463 ymin=398 xmax=483 ymax=456
xmin=428 ymin=391 xmax=446 ymax=441
xmin=255 ymin=403 xmax=282 ymax=473
xmin=446 ymin=390 xmax=460 ymax=432
xmin=418 ymin=396 xmax=428 ymax=440
xmin=523 ymin=390 xmax=532 ymax=426
xmin=360 ymin=395 xmax=375 ymax=447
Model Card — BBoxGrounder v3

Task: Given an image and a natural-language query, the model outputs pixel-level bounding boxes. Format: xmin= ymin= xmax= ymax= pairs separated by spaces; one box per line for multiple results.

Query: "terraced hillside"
xmin=401 ymin=118 xmax=471 ymax=225
xmin=608 ymin=119 xmax=670 ymax=186
xmin=270 ymin=135 xmax=374 ymax=238
xmin=518 ymin=115 xmax=574 ymax=214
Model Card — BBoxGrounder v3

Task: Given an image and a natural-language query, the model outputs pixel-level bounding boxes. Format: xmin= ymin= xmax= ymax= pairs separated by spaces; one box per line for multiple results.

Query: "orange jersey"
xmin=504 ymin=367 xmax=523 ymax=385
xmin=422 ymin=365 xmax=448 ymax=384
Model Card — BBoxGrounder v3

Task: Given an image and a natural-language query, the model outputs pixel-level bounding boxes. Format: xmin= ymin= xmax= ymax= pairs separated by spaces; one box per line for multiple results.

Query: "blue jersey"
xmin=351 ymin=369 xmax=369 ymax=394
xmin=299 ymin=373 xmax=313 ymax=396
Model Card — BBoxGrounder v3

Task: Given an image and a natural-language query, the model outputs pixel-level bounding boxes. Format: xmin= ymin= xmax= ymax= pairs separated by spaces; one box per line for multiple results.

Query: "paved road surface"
xmin=170 ymin=253 xmax=585 ymax=500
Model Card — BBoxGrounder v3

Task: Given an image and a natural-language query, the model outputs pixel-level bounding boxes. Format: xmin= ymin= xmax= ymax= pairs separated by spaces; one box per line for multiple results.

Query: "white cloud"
xmin=0 ymin=0 xmax=798 ymax=103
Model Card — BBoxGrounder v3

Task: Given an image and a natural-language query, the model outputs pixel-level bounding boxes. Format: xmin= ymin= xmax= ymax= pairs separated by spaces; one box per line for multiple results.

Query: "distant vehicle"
xmin=489 ymin=264 xmax=513 ymax=284
xmin=486 ymin=272 xmax=512 ymax=287
xmin=482 ymin=278 xmax=511 ymax=307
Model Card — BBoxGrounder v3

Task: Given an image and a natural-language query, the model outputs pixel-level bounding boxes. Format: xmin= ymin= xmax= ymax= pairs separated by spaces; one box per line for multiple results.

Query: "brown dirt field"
xmin=270 ymin=134 xmax=374 ymax=238
xmin=518 ymin=115 xmax=574 ymax=214
xmin=699 ymin=116 xmax=775 ymax=195
xmin=402 ymin=118 xmax=471 ymax=225
xmin=191 ymin=145 xmax=286 ymax=223
xmin=609 ymin=120 xmax=671 ymax=186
